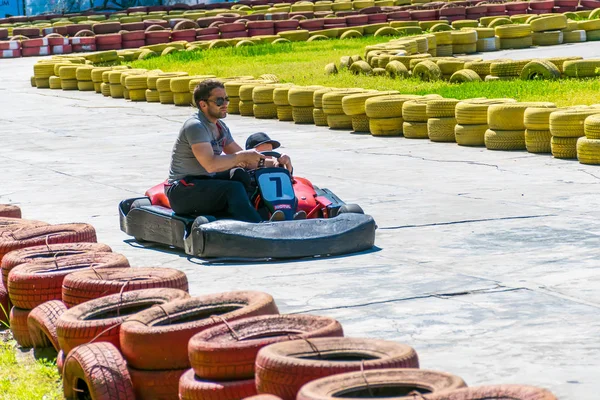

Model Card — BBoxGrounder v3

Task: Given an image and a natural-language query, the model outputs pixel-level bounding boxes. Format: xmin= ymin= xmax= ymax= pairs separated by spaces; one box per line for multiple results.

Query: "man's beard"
xmin=208 ymin=108 xmax=227 ymax=119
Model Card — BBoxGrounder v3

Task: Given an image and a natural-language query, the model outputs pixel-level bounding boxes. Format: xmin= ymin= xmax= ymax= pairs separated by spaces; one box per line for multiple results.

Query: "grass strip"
xmin=0 ymin=336 xmax=62 ymax=400
xmin=130 ymin=36 xmax=600 ymax=107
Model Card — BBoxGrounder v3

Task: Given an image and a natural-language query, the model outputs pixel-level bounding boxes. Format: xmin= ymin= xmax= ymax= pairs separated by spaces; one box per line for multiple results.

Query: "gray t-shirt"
xmin=168 ymin=112 xmax=234 ymax=181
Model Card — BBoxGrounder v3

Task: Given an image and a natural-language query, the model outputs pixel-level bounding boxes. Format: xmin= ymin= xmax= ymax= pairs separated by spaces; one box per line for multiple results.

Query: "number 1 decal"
xmin=269 ymin=177 xmax=283 ymax=198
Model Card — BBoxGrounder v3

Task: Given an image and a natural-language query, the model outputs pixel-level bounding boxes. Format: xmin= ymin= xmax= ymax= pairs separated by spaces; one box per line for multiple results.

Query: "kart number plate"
xmin=258 ymin=171 xmax=295 ymax=202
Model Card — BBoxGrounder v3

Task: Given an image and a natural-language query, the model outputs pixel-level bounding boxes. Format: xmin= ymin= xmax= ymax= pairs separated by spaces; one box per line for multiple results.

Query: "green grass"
xmin=0 ymin=336 xmax=62 ymax=400
xmin=130 ymin=36 xmax=600 ymax=107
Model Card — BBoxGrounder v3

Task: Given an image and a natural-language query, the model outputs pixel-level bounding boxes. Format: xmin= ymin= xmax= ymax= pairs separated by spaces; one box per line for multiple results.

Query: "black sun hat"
xmin=245 ymin=132 xmax=281 ymax=150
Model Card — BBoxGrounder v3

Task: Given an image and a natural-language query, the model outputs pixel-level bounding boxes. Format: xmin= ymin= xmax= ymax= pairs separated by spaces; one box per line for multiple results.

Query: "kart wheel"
xmin=192 ymin=216 xmax=215 ymax=230
xmin=130 ymin=198 xmax=151 ymax=211
xmin=338 ymin=204 xmax=364 ymax=215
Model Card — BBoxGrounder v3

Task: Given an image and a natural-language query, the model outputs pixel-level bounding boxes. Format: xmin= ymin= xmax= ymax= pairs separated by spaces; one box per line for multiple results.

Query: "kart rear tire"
xmin=130 ymin=198 xmax=151 ymax=211
xmin=338 ymin=204 xmax=364 ymax=215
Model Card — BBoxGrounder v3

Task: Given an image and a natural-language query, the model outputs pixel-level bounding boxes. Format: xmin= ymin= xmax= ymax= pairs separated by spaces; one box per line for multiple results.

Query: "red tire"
xmin=57 ymin=288 xmax=189 ymax=355
xmin=297 ymin=369 xmax=467 ymax=400
xmin=22 ymin=46 xmax=51 ymax=57
xmin=121 ymin=22 xmax=145 ymax=31
xmin=255 ymin=337 xmax=420 ymax=400
xmin=423 ymin=385 xmax=558 ymax=399
xmin=248 ymin=28 xmax=274 ymax=36
xmin=274 ymin=20 xmax=299 ymax=29
xmin=62 ymin=266 xmax=188 ymax=308
xmin=221 ymin=30 xmax=249 ymax=39
xmin=9 ymin=306 xmax=32 ymax=347
xmin=63 ymin=342 xmax=135 ymax=400
xmin=120 ymin=291 xmax=279 ymax=370
xmin=196 ymin=34 xmax=221 ymax=41
xmin=0 ymin=284 xmax=9 ymax=327
xmin=145 ymin=30 xmax=171 ymax=40
xmin=171 ymin=30 xmax=197 ymax=41
xmin=0 ymin=41 xmax=20 ymax=50
xmin=123 ymin=40 xmax=146 ymax=49
xmin=174 ymin=20 xmax=199 ymax=31
xmin=247 ymin=21 xmax=273 ymax=29
xmin=51 ymin=45 xmax=73 ymax=55
xmin=73 ymin=30 xmax=95 ymax=38
xmin=0 ymin=217 xmax=47 ymax=236
xmin=67 ymin=24 xmax=92 ymax=36
xmin=57 ymin=349 xmax=65 ymax=375
xmin=7 ymin=252 xmax=129 ymax=309
xmin=1 ymin=242 xmax=111 ymax=288
xmin=128 ymin=366 xmax=186 ymax=400
xmin=0 ymin=223 xmax=97 ymax=264
xmin=345 ymin=15 xmax=369 ymax=24
xmin=70 ymin=37 xmax=96 ymax=45
xmin=121 ymin=30 xmax=145 ymax=41
xmin=13 ymin=27 xmax=40 ymax=37
xmin=95 ymin=33 xmax=122 ymax=45
xmin=196 ymin=27 xmax=220 ymax=35
xmin=219 ymin=22 xmax=246 ymax=33
xmin=47 ymin=36 xmax=69 ymax=46
xmin=93 ymin=22 xmax=122 ymax=34
xmin=189 ymin=314 xmax=344 ymax=380
xmin=300 ymin=20 xmax=324 ymax=29
xmin=27 ymin=300 xmax=67 ymax=350
xmin=21 ymin=38 xmax=48 ymax=48
xmin=72 ymin=44 xmax=97 ymax=52
xmin=179 ymin=369 xmax=256 ymax=400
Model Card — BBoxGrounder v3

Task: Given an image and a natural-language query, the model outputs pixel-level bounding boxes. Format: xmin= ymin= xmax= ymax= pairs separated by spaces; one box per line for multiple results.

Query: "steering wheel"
xmin=257 ymin=151 xmax=281 ymax=168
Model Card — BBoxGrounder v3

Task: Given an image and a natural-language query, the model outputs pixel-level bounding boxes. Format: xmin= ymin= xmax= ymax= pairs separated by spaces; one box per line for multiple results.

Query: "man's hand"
xmin=236 ymin=150 xmax=265 ymax=169
xmin=276 ymin=154 xmax=293 ymax=173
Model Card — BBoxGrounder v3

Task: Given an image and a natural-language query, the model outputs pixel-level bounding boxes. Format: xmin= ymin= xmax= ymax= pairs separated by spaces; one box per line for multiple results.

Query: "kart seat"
xmin=145 ymin=180 xmax=171 ymax=208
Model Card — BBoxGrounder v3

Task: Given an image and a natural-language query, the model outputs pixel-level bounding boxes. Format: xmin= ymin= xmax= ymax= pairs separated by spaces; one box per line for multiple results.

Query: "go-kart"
xmin=119 ymin=152 xmax=376 ymax=259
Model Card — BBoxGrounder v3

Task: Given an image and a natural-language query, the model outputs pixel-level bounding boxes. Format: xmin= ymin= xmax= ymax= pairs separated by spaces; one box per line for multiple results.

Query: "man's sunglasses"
xmin=202 ymin=97 xmax=230 ymax=106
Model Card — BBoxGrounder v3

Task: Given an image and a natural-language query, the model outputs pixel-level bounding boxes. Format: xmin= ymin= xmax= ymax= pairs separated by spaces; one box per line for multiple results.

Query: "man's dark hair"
xmin=193 ymin=79 xmax=225 ymax=109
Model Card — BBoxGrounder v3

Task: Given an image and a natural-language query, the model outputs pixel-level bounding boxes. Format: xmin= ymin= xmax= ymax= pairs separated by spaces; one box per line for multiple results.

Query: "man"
xmin=166 ymin=79 xmax=291 ymax=222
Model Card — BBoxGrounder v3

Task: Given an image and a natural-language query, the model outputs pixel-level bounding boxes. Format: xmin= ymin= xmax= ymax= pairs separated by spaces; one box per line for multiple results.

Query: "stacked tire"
xmin=366 ymin=95 xmax=422 ymax=137
xmin=427 ymin=99 xmax=461 ymax=142
xmin=549 ymin=108 xmax=600 ymax=159
xmin=342 ymin=91 xmax=398 ymax=133
xmin=289 ymin=86 xmax=326 ymax=124
xmin=182 ymin=314 xmax=343 ymax=400
xmin=486 ymin=102 xmax=556 ymax=151
xmin=577 ymin=114 xmax=600 ymax=164
xmin=253 ymin=85 xmax=278 ymax=119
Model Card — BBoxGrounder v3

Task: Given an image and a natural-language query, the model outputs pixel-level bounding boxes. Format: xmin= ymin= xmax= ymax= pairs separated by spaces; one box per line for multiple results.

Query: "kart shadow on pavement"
xmin=123 ymin=238 xmax=382 ymax=265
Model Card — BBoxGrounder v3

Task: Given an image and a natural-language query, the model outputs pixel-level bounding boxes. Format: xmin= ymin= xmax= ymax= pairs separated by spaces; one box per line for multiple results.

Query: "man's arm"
xmin=191 ymin=142 xmax=263 ymax=173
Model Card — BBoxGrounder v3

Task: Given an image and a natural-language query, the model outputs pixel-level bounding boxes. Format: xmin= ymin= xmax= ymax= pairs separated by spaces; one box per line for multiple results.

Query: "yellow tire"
xmin=452 ymin=43 xmax=477 ymax=54
xmin=342 ymin=91 xmax=397 ymax=116
xmin=351 ymin=114 xmax=370 ymax=132
xmin=436 ymin=60 xmax=465 ymax=76
xmin=551 ymin=136 xmax=578 ymax=159
xmin=490 ymin=60 xmax=532 ymax=77
xmin=129 ymin=88 xmax=147 ymax=102
xmin=563 ymin=59 xmax=600 ymax=78
xmin=455 ymin=124 xmax=488 ymax=146
xmin=525 ymin=129 xmax=551 ymax=153
xmin=273 ymin=86 xmax=292 ymax=106
xmin=289 ymin=86 xmax=324 ymax=107
xmin=292 ymin=106 xmax=314 ymax=124
xmin=276 ymin=105 xmax=293 ymax=121
xmin=313 ymin=108 xmax=328 ymax=126
xmin=550 ymin=109 xmax=600 ymax=138
xmin=449 ymin=69 xmax=482 ymax=83
xmin=252 ymin=85 xmax=276 ymax=104
xmin=403 ymin=121 xmax=429 ymax=139
xmin=495 ymin=23 xmax=531 ymax=38
xmin=455 ymin=99 xmax=516 ymax=125
xmin=327 ymin=113 xmax=352 ymax=130
xmin=349 ymin=60 xmax=373 ymax=75
xmin=484 ymin=129 xmax=526 ymax=150
xmin=239 ymin=100 xmax=254 ymax=116
xmin=531 ymin=31 xmax=563 ymax=46
xmin=577 ymin=137 xmax=600 ymax=164
xmin=412 ymin=60 xmax=441 ymax=81
xmin=488 ymin=102 xmax=555 ymax=130
xmin=159 ymin=90 xmax=174 ymax=104
xmin=253 ymin=102 xmax=278 ymax=119
xmin=427 ymin=117 xmax=457 ymax=142
xmin=530 ymin=15 xmax=567 ymax=32
xmin=109 ymin=83 xmax=124 ymax=98
xmin=370 ymin=117 xmax=403 ymax=136
xmin=365 ymin=95 xmax=422 ymax=119
xmin=520 ymin=60 xmax=560 ymax=80
xmin=385 ymin=61 xmax=409 ymax=78
xmin=584 ymin=114 xmax=600 ymax=139
xmin=77 ymin=80 xmax=94 ymax=91
xmin=450 ymin=30 xmax=477 ymax=44
xmin=426 ymin=99 xmax=460 ymax=118
xmin=499 ymin=36 xmax=532 ymax=49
